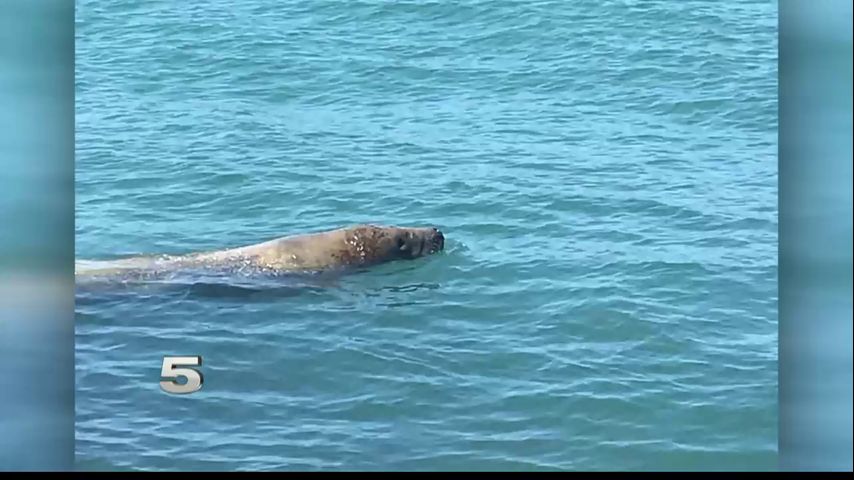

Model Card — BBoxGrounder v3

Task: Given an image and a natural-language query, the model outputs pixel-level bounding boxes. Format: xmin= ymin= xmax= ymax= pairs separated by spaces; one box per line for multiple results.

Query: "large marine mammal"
xmin=75 ymin=224 xmax=445 ymax=279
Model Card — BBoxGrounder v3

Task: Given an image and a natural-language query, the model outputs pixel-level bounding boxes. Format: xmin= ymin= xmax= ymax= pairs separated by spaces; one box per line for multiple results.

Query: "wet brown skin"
xmin=75 ymin=224 xmax=445 ymax=276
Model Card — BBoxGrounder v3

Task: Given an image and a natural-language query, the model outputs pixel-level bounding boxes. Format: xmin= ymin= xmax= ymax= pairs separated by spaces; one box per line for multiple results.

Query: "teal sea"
xmin=75 ymin=0 xmax=778 ymax=471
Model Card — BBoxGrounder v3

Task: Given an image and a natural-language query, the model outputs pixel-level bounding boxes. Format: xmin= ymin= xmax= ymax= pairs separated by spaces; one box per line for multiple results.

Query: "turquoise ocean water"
xmin=75 ymin=0 xmax=778 ymax=471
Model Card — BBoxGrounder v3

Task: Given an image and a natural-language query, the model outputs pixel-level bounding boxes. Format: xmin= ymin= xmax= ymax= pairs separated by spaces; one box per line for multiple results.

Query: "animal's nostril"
xmin=434 ymin=230 xmax=445 ymax=247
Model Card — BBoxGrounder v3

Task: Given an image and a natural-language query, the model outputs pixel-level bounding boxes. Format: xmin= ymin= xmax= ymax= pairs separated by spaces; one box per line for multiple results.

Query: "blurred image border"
xmin=0 ymin=0 xmax=75 ymax=472
xmin=779 ymin=0 xmax=853 ymax=472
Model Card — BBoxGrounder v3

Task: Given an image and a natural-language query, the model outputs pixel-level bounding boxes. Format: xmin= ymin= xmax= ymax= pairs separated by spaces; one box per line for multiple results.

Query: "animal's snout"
xmin=431 ymin=227 xmax=445 ymax=252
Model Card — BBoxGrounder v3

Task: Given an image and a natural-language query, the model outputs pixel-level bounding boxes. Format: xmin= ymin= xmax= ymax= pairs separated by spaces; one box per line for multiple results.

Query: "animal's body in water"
xmin=75 ymin=224 xmax=445 ymax=279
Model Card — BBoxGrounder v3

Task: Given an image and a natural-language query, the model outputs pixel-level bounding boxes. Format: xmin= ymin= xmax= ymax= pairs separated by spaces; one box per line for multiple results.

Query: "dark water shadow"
xmin=75 ymin=267 xmax=345 ymax=305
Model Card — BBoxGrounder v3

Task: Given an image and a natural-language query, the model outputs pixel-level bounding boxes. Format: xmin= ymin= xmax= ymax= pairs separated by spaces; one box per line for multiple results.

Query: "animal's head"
xmin=340 ymin=224 xmax=445 ymax=267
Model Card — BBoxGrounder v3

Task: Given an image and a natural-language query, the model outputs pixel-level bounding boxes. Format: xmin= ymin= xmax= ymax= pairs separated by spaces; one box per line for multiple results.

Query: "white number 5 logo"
xmin=160 ymin=356 xmax=204 ymax=395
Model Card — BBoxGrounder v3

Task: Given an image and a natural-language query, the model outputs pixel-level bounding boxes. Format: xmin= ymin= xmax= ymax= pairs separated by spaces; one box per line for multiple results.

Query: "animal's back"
xmin=184 ymin=228 xmax=350 ymax=271
xmin=75 ymin=256 xmax=176 ymax=276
